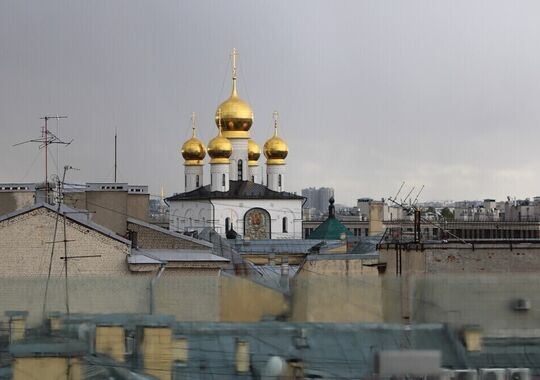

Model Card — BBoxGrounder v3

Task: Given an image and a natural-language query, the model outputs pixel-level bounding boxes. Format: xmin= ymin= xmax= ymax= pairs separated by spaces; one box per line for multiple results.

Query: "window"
xmin=225 ymin=217 xmax=230 ymax=232
xmin=278 ymin=174 xmax=282 ymax=188
xmin=267 ymin=174 xmax=269 ymax=186
xmin=251 ymin=175 xmax=255 ymax=182
xmin=185 ymin=175 xmax=187 ymax=188
xmin=238 ymin=160 xmax=243 ymax=181
xmin=282 ymin=217 xmax=288 ymax=233
xmin=222 ymin=173 xmax=226 ymax=187
xmin=196 ymin=175 xmax=200 ymax=188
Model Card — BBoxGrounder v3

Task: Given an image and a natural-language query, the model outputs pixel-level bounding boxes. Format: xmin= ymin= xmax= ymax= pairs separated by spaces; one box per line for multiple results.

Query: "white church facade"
xmin=167 ymin=49 xmax=304 ymax=239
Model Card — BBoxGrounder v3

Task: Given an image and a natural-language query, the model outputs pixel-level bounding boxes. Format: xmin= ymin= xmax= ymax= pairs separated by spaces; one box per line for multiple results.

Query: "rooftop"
xmin=166 ymin=180 xmax=304 ymax=201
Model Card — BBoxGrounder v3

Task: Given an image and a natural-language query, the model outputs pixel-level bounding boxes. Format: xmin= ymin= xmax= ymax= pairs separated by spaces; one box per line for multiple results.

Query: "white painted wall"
xmin=229 ymin=139 xmax=248 ymax=181
xmin=248 ymin=165 xmax=260 ymax=184
xmin=210 ymin=163 xmax=229 ymax=192
xmin=184 ymin=165 xmax=203 ymax=192
xmin=266 ymin=164 xmax=285 ymax=192
xmin=169 ymin=198 xmax=303 ymax=239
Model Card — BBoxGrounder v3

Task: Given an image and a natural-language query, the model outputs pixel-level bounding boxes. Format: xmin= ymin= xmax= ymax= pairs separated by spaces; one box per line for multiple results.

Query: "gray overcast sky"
xmin=1 ymin=0 xmax=540 ymax=205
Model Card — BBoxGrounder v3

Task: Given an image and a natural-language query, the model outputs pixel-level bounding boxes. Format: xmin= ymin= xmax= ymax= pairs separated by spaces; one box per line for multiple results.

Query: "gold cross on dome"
xmin=272 ymin=111 xmax=279 ymax=134
xmin=231 ymin=48 xmax=238 ymax=79
xmin=190 ymin=112 xmax=196 ymax=137
xmin=217 ymin=108 xmax=223 ymax=133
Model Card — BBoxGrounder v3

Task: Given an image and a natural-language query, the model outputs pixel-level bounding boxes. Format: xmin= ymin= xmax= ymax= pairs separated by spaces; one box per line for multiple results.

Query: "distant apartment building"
xmin=301 ymin=187 xmax=334 ymax=215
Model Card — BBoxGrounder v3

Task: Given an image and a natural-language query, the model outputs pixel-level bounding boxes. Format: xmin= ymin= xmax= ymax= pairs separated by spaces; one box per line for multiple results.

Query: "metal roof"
xmin=170 ymin=322 xmax=468 ymax=378
xmin=307 ymin=216 xmax=353 ymax=240
xmin=166 ymin=180 xmax=304 ymax=201
xmin=129 ymin=249 xmax=229 ymax=264
xmin=349 ymin=236 xmax=382 ymax=255
xmin=467 ymin=338 xmax=540 ymax=371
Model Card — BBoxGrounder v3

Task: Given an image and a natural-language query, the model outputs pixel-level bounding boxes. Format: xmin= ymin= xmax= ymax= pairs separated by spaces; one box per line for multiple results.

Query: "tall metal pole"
xmin=114 ymin=130 xmax=117 ymax=183
xmin=44 ymin=117 xmax=48 ymax=200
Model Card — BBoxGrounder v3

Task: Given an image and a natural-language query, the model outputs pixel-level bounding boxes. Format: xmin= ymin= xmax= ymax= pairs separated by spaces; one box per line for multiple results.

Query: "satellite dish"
xmin=261 ymin=356 xmax=286 ymax=379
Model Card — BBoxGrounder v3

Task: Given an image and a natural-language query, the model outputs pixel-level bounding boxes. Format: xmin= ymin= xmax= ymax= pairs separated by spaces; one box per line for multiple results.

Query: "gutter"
xmin=149 ymin=263 xmax=166 ymax=314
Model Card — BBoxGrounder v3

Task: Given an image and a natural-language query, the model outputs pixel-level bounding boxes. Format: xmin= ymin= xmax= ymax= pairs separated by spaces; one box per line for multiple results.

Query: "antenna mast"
xmin=114 ymin=129 xmax=118 ymax=183
xmin=13 ymin=115 xmax=71 ymax=201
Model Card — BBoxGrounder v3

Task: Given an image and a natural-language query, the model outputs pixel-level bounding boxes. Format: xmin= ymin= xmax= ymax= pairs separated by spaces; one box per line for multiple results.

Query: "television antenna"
xmin=13 ymin=115 xmax=72 ymax=200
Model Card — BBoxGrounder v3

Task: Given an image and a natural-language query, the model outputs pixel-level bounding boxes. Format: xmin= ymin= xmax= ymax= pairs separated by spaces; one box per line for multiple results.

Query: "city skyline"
xmin=2 ymin=1 xmax=540 ymax=205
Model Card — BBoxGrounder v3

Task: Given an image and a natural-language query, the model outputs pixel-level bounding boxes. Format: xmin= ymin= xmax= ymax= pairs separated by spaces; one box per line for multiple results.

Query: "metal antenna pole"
xmin=114 ymin=129 xmax=117 ymax=183
xmin=41 ymin=116 xmax=67 ymax=200
xmin=14 ymin=115 xmax=71 ymax=203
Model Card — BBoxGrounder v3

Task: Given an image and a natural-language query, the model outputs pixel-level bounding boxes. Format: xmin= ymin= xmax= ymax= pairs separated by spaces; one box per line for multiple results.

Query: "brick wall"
xmin=0 ymin=207 xmax=130 ymax=277
xmin=127 ymin=221 xmax=211 ymax=250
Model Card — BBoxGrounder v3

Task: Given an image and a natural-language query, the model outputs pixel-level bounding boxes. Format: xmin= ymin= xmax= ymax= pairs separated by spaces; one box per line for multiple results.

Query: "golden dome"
xmin=207 ymin=121 xmax=232 ymax=164
xmin=248 ymin=139 xmax=261 ymax=166
xmin=264 ymin=112 xmax=288 ymax=165
xmin=214 ymin=48 xmax=253 ymax=139
xmin=181 ymin=114 xmax=206 ymax=166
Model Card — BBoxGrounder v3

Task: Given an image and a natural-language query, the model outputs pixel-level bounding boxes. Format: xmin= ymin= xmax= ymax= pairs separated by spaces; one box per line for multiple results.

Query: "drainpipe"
xmin=149 ymin=263 xmax=166 ymax=314
xmin=209 ymin=199 xmax=216 ymax=231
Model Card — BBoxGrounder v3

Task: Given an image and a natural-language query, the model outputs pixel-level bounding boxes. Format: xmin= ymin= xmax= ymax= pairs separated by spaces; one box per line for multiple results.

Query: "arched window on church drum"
xmin=222 ymin=173 xmax=226 ymax=187
xmin=278 ymin=174 xmax=282 ymax=188
xmin=225 ymin=217 xmax=230 ymax=232
xmin=196 ymin=175 xmax=200 ymax=188
xmin=282 ymin=217 xmax=288 ymax=233
xmin=238 ymin=160 xmax=243 ymax=181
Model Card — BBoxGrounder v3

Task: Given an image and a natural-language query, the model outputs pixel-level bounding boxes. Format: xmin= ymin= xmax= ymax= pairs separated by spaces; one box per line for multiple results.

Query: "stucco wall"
xmin=127 ymin=193 xmax=149 ymax=222
xmin=379 ymin=243 xmax=540 ymax=274
xmin=169 ymin=198 xmax=303 ymax=239
xmin=291 ymin=258 xmax=383 ymax=322
xmin=86 ymin=191 xmax=128 ymax=235
xmin=219 ymin=275 xmax=289 ymax=321
xmin=412 ymin=274 xmax=540 ymax=337
xmin=0 ymin=192 xmax=35 ymax=216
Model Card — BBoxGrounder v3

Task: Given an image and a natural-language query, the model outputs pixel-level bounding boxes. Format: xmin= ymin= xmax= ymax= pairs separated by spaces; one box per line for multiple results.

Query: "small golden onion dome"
xmin=181 ymin=115 xmax=206 ymax=166
xmin=264 ymin=113 xmax=288 ymax=165
xmin=248 ymin=139 xmax=261 ymax=166
xmin=214 ymin=49 xmax=253 ymax=139
xmin=181 ymin=137 xmax=206 ymax=165
xmin=207 ymin=126 xmax=232 ymax=164
xmin=264 ymin=135 xmax=288 ymax=165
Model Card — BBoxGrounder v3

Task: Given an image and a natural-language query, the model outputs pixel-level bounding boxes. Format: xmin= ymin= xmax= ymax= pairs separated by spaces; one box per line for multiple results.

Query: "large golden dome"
xmin=214 ymin=49 xmax=253 ymax=139
xmin=207 ymin=125 xmax=232 ymax=164
xmin=248 ymin=139 xmax=261 ymax=166
xmin=181 ymin=115 xmax=206 ymax=166
xmin=264 ymin=113 xmax=288 ymax=165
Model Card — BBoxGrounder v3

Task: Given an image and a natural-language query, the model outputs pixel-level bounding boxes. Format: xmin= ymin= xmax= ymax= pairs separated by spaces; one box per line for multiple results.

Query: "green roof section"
xmin=307 ymin=216 xmax=352 ymax=240
xmin=308 ymin=197 xmax=353 ymax=240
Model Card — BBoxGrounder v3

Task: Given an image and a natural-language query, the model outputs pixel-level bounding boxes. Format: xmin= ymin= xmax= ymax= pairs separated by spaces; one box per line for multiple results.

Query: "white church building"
xmin=167 ymin=49 xmax=304 ymax=239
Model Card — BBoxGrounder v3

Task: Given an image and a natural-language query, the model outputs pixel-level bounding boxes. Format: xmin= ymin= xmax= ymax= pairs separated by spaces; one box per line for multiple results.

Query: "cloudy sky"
xmin=1 ymin=1 xmax=540 ymax=205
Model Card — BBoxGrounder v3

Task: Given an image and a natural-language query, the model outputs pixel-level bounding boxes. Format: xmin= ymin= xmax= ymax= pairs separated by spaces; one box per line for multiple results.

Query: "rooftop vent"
xmin=512 ymin=298 xmax=531 ymax=312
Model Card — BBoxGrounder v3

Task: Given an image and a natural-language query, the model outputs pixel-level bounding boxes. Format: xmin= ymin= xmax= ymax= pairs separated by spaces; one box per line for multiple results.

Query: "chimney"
xmin=280 ymin=257 xmax=290 ymax=292
xmin=235 ymin=339 xmax=250 ymax=373
xmin=6 ymin=311 xmax=28 ymax=343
